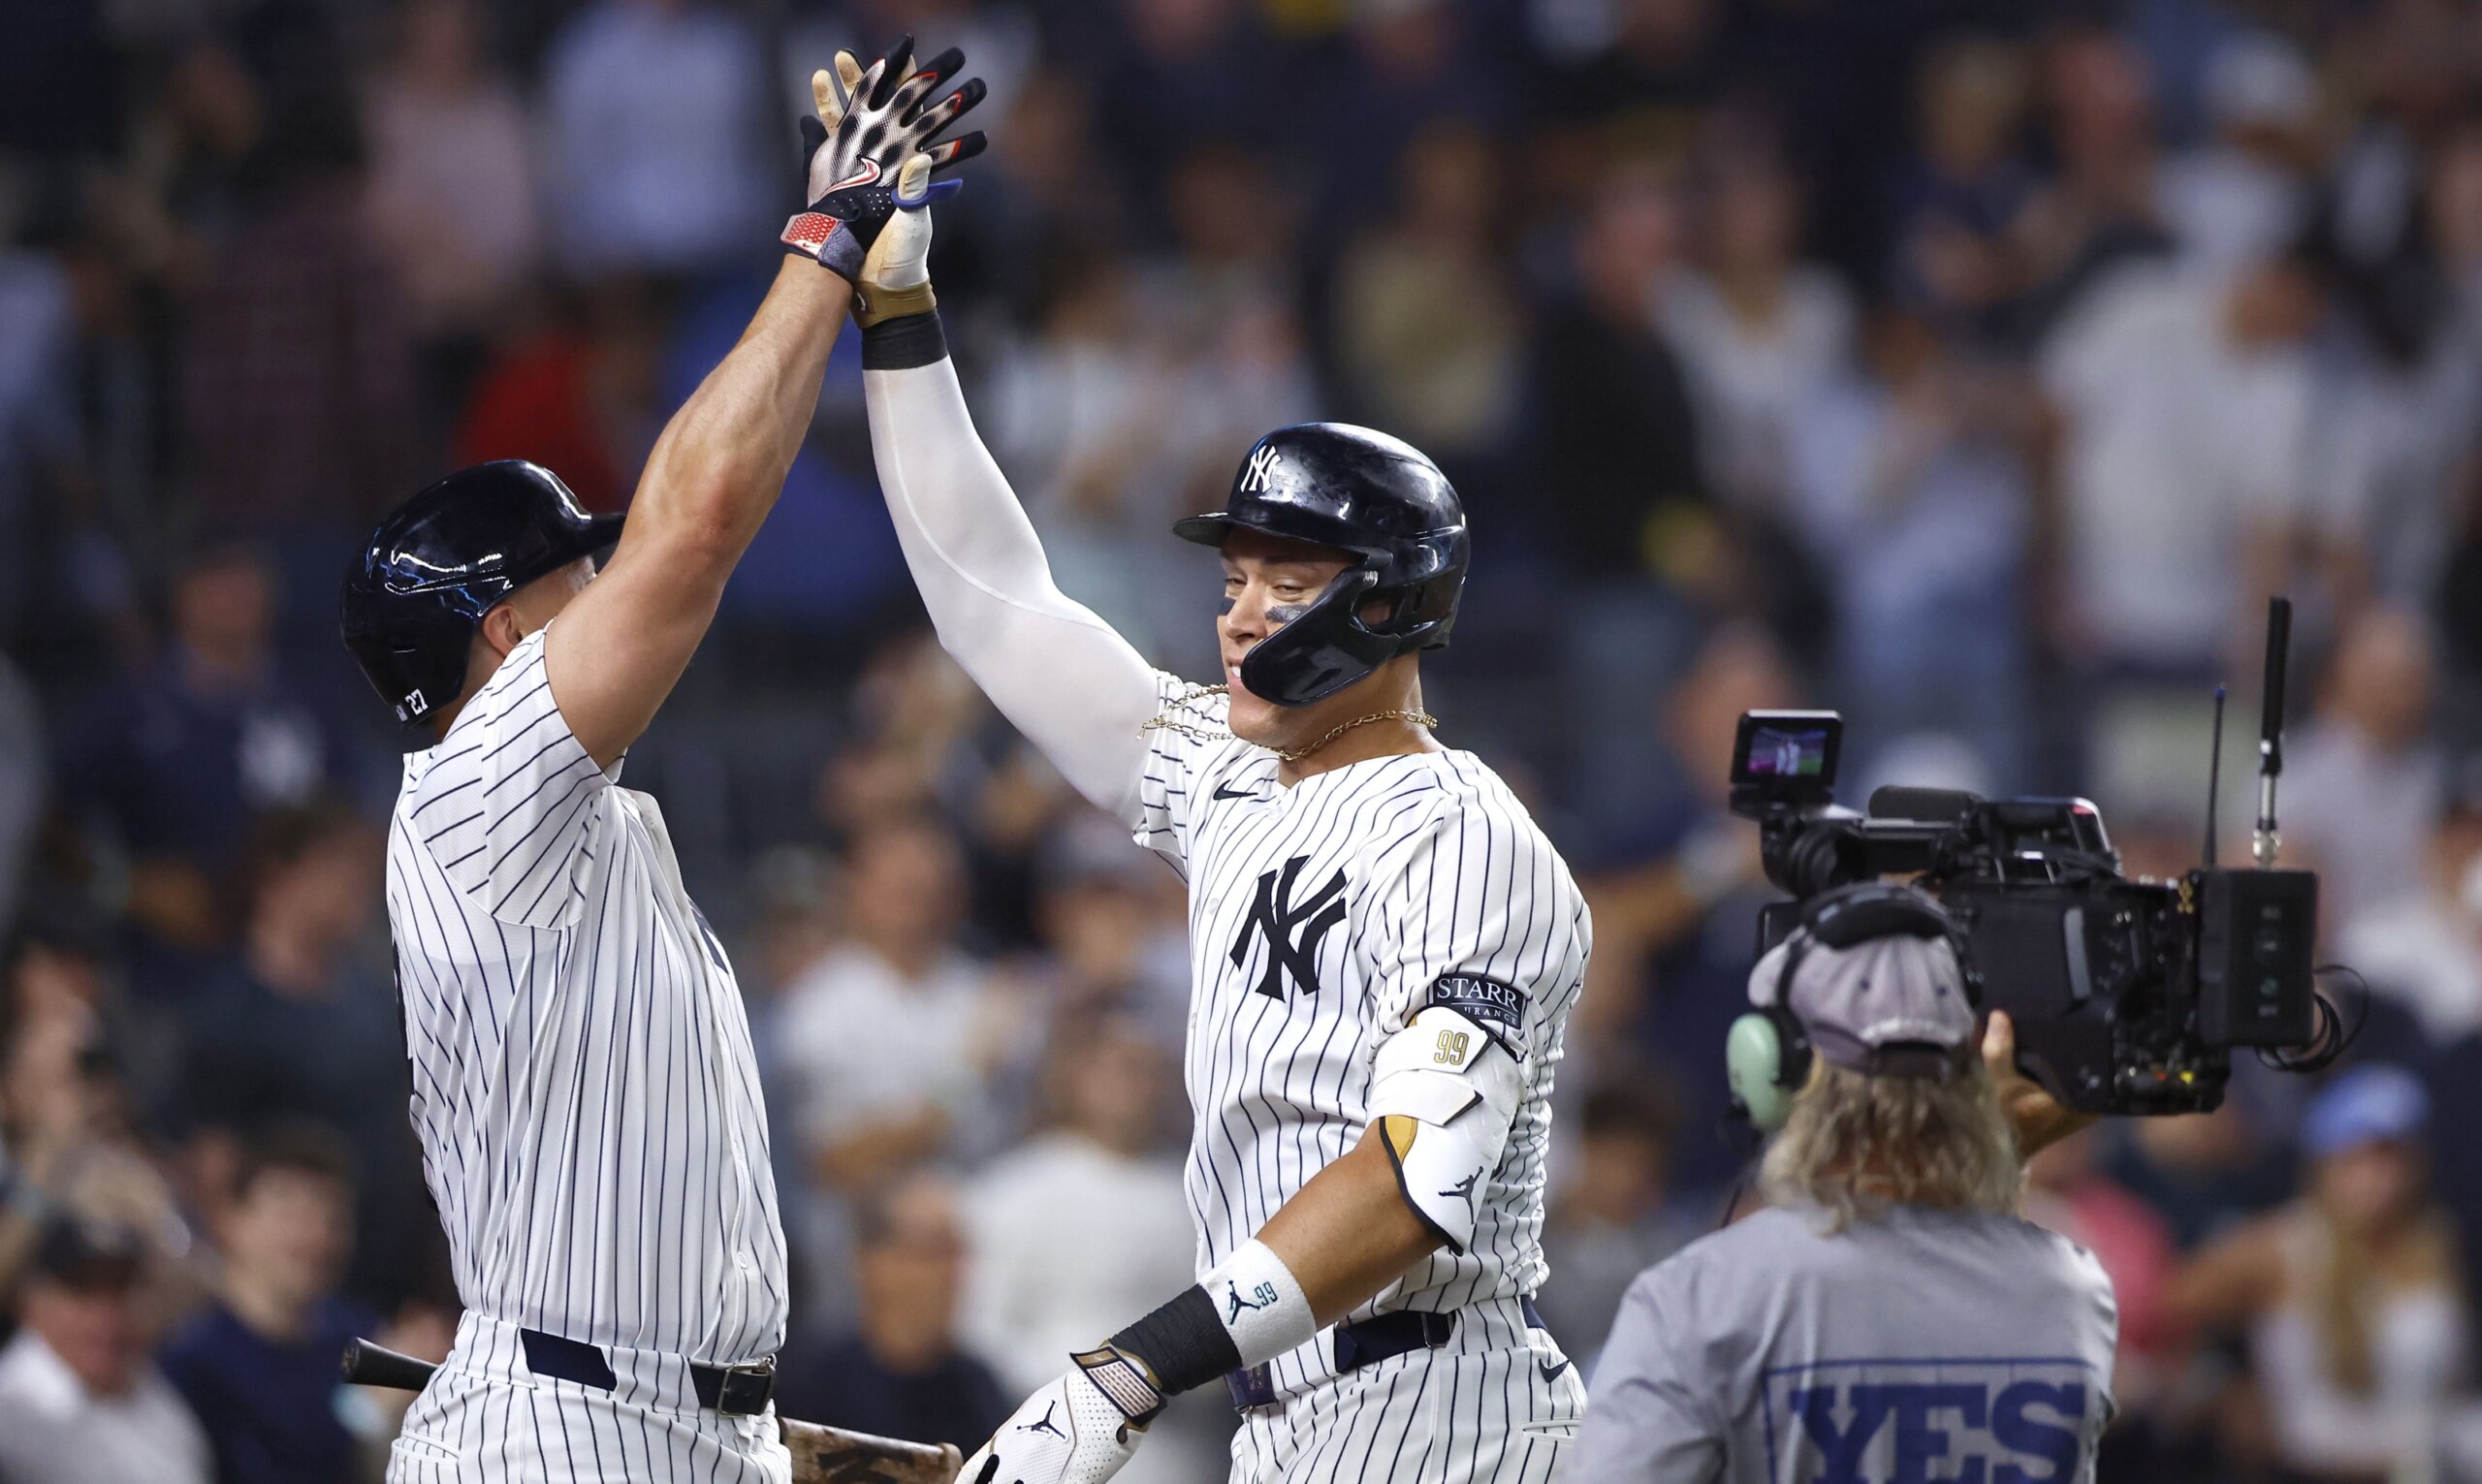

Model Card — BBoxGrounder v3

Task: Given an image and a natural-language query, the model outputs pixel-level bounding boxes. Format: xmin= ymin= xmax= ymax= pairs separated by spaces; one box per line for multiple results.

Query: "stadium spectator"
xmin=451 ymin=279 xmax=666 ymax=515
xmin=960 ymin=1014 xmax=1192 ymax=1390
xmin=2288 ymin=607 xmax=2445 ymax=932
xmin=361 ymin=0 xmax=539 ymax=325
xmin=158 ymin=1129 xmax=377 ymax=1484
xmin=2109 ymin=1091 xmax=2297 ymax=1253
xmin=1661 ymin=146 xmax=1855 ymax=507
xmin=0 ymin=1216 xmax=210 ymax=1484
xmin=1780 ymin=305 xmax=2034 ymax=774
xmin=1528 ymin=157 xmax=1707 ymax=585
xmin=2037 ymin=247 xmax=2324 ymax=678
xmin=0 ymin=929 xmax=194 ymax=1290
xmin=2166 ymin=1066 xmax=2481 ymax=1479
xmin=1011 ymin=812 xmax=1188 ymax=1045
xmin=958 ymin=1014 xmax=1228 ymax=1482
xmin=773 ymin=1169 xmax=1009 ymax=1453
xmin=777 ymin=812 xmax=1023 ymax=1333
xmin=53 ymin=546 xmax=353 ymax=960
xmin=1886 ymin=36 xmax=2038 ymax=333
xmin=1530 ymin=159 xmax=1709 ymax=817
xmin=1088 ymin=0 xmax=1278 ymax=226
xmin=2018 ymin=28 xmax=2173 ymax=335
xmin=780 ymin=814 xmax=1022 ymax=1189
xmin=1577 ymin=623 xmax=1794 ymax=1193
xmin=361 ymin=0 xmax=542 ymax=433
xmin=174 ymin=801 xmax=427 ymax=1308
xmin=179 ymin=74 xmax=417 ymax=565
xmin=1536 ymin=1075 xmax=1691 ymax=1369
xmin=1333 ymin=120 xmax=1525 ymax=462
xmin=2342 ymin=760 xmax=2482 ymax=1042
xmin=2154 ymin=32 xmax=2319 ymax=275
xmin=538 ymin=0 xmax=773 ymax=275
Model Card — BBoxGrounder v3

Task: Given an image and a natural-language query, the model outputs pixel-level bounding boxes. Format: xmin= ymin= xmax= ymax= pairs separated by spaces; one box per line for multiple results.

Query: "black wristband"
xmin=1109 ymin=1284 xmax=1243 ymax=1397
xmin=861 ymin=310 xmax=947 ymax=370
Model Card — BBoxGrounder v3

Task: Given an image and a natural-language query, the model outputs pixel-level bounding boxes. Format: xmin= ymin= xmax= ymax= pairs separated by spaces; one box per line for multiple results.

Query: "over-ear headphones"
xmin=1724 ymin=884 xmax=1967 ymax=1133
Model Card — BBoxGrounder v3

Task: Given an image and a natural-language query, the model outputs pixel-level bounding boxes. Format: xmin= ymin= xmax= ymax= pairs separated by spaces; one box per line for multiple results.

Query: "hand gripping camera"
xmin=1728 ymin=602 xmax=2339 ymax=1116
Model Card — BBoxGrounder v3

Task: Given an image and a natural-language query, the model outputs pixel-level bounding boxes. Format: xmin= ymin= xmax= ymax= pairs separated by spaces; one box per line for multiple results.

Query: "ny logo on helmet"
xmin=1231 ymin=855 xmax=1348 ymax=999
xmin=1242 ymin=446 xmax=1284 ymax=492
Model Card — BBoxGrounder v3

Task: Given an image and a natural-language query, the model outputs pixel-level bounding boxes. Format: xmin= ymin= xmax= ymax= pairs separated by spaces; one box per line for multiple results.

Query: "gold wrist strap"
xmin=854 ymin=279 xmax=937 ymax=329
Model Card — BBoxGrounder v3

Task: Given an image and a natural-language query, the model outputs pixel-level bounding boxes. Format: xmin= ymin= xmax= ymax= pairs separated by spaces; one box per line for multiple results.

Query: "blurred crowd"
xmin=6 ymin=0 xmax=2482 ymax=1478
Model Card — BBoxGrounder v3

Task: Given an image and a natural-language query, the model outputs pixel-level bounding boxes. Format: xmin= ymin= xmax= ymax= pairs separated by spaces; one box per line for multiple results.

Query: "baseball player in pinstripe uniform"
xmin=843 ymin=175 xmax=1591 ymax=1484
xmin=337 ymin=42 xmax=986 ymax=1483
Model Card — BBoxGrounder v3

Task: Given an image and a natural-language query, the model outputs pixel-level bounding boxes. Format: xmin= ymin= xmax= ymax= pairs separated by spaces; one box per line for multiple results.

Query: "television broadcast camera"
xmin=1729 ymin=601 xmax=2339 ymax=1116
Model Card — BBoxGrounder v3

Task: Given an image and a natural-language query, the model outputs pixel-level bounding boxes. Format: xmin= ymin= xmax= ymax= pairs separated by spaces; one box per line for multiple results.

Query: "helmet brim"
xmin=1171 ymin=511 xmax=1368 ymax=561
xmin=577 ymin=512 xmax=626 ymax=560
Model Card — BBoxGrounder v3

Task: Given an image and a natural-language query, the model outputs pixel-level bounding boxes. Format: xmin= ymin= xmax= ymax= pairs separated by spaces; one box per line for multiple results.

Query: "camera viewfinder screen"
xmin=1734 ymin=713 xmax=1841 ymax=788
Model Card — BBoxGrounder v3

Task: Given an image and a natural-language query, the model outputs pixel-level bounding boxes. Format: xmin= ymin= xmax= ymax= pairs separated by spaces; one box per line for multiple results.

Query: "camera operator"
xmin=1564 ymin=884 xmax=2117 ymax=1484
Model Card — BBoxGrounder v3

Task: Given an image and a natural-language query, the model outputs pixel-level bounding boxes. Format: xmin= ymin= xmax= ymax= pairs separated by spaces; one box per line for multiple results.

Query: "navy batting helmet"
xmin=340 ymin=460 xmax=620 ymax=736
xmin=1173 ymin=423 xmax=1468 ymax=708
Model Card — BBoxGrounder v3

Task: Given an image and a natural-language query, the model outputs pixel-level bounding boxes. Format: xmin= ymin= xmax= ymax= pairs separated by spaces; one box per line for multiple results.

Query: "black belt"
xmin=1225 ymin=1297 xmax=1545 ymax=1412
xmin=520 ymin=1328 xmax=777 ymax=1417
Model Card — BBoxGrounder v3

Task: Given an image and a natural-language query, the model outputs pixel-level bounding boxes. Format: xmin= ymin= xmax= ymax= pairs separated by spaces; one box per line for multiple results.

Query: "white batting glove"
xmin=852 ymin=150 xmax=952 ymax=327
xmin=960 ymin=1349 xmax=1159 ymax=1484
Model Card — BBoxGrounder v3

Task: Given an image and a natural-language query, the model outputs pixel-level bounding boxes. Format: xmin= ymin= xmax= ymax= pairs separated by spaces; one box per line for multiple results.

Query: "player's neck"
xmin=1275 ymin=679 xmax=1444 ymax=785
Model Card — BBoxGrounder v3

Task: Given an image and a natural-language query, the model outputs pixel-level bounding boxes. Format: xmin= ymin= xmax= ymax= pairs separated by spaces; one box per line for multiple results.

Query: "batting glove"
xmin=783 ymin=35 xmax=986 ymax=284
xmin=850 ymin=150 xmax=951 ymax=327
xmin=961 ymin=1347 xmax=1160 ymax=1484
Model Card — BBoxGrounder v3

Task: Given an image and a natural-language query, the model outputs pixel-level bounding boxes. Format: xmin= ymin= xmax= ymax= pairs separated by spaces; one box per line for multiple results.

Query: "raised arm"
xmin=548 ymin=45 xmax=988 ymax=767
xmin=852 ymin=182 xmax=1164 ymax=824
xmin=546 ymin=260 xmax=843 ymax=766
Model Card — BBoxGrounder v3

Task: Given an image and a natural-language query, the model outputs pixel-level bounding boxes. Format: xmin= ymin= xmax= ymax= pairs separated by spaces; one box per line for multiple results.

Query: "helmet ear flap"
xmin=1235 ymin=566 xmax=1391 ymax=707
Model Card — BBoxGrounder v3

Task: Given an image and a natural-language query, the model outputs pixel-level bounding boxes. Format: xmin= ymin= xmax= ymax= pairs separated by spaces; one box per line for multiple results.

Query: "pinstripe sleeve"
xmin=1361 ymin=794 xmax=1561 ymax=1058
xmin=1130 ymin=673 xmax=1229 ymax=873
xmin=406 ymin=625 xmax=611 ymax=930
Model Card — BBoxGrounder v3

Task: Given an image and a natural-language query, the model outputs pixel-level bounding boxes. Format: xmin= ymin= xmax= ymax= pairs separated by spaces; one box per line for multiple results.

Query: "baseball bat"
xmin=342 ymin=1339 xmax=962 ymax=1484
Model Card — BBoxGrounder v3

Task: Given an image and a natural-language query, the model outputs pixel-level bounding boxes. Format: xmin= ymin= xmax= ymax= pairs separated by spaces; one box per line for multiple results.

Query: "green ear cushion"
xmin=1726 ymin=1012 xmax=1795 ymax=1133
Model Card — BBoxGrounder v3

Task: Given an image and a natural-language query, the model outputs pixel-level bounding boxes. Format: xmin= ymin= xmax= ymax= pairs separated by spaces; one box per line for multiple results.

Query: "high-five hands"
xmin=782 ymin=36 xmax=986 ymax=283
xmin=960 ymin=1349 xmax=1161 ymax=1484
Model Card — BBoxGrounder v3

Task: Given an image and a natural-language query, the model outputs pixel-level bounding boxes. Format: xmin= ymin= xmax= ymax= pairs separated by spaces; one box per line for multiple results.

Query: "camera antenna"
xmin=2204 ymin=685 xmax=2226 ymax=868
xmin=2254 ymin=596 xmax=2293 ymax=868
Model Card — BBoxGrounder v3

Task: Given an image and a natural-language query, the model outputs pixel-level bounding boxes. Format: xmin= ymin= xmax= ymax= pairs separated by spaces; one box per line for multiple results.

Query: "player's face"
xmin=1218 ymin=529 xmax=1353 ymax=745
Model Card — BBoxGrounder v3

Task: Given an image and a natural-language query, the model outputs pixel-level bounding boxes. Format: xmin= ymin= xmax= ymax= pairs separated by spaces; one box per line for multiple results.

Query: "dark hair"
xmin=233 ymin=1122 xmax=357 ymax=1204
xmin=242 ymin=797 xmax=369 ymax=907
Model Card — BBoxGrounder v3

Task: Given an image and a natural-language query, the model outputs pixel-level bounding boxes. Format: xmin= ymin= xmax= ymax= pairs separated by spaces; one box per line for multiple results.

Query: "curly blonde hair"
xmin=1759 ymin=1057 xmax=2021 ymax=1232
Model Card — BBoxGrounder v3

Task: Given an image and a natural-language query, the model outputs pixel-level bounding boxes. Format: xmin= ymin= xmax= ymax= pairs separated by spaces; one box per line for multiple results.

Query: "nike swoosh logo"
xmin=1539 ymin=1357 xmax=1573 ymax=1382
xmin=1212 ymin=783 xmax=1259 ymax=801
xmin=826 ymin=159 xmax=881 ymax=192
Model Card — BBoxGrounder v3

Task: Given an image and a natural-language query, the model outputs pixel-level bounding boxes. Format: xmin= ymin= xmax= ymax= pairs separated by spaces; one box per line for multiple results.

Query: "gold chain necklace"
xmin=1140 ymin=684 xmax=1439 ymax=764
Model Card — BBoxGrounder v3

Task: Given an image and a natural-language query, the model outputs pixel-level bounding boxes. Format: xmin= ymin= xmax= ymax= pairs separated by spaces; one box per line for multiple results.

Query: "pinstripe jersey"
xmin=385 ymin=627 xmax=787 ymax=1368
xmin=1136 ymin=678 xmax=1590 ymax=1405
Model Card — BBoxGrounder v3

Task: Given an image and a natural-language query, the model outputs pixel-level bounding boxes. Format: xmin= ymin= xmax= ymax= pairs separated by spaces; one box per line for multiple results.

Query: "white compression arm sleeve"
xmin=861 ymin=334 xmax=1164 ymax=824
